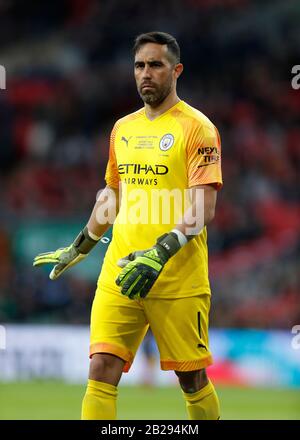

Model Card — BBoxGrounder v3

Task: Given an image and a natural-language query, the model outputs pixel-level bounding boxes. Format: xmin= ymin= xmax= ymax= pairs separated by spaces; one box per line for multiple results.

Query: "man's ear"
xmin=174 ymin=63 xmax=184 ymax=79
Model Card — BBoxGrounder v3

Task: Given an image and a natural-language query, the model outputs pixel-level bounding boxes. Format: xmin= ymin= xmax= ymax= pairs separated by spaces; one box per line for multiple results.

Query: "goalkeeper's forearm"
xmin=86 ymin=185 xmax=119 ymax=239
xmin=173 ymin=184 xmax=217 ymax=243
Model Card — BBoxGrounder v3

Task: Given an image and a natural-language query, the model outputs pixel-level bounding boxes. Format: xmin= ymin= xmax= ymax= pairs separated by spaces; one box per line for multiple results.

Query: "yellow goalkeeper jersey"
xmin=98 ymin=100 xmax=222 ymax=298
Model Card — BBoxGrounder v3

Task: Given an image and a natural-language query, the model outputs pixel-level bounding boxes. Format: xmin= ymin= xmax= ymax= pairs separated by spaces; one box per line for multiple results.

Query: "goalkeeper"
xmin=34 ymin=31 xmax=223 ymax=420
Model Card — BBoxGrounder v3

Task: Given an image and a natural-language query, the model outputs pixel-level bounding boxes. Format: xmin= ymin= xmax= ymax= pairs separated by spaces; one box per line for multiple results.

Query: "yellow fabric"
xmin=100 ymin=100 xmax=222 ymax=299
xmin=90 ymin=286 xmax=148 ymax=372
xmin=81 ymin=379 xmax=117 ymax=420
xmin=90 ymin=286 xmax=213 ymax=373
xmin=183 ymin=380 xmax=220 ymax=420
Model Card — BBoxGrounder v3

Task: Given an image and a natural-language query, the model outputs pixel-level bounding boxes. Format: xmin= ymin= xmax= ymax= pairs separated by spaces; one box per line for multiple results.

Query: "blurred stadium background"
xmin=0 ymin=0 xmax=299 ymax=420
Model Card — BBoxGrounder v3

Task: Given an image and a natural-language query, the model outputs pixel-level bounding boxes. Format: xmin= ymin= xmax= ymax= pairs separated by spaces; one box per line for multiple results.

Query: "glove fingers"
xmin=33 ymin=248 xmax=67 ymax=266
xmin=120 ymin=268 xmax=139 ymax=293
xmin=34 ymin=251 xmax=57 ymax=258
xmin=33 ymin=256 xmax=60 ymax=266
xmin=121 ymin=267 xmax=155 ymax=299
xmin=116 ymin=248 xmax=164 ymax=299
xmin=127 ymin=274 xmax=148 ymax=299
xmin=139 ymin=276 xmax=157 ymax=298
xmin=116 ymin=262 xmax=136 ymax=286
xmin=118 ymin=264 xmax=146 ymax=297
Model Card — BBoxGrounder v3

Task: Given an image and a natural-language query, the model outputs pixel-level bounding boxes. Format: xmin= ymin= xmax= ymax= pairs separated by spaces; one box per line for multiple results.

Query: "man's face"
xmin=134 ymin=43 xmax=181 ymax=107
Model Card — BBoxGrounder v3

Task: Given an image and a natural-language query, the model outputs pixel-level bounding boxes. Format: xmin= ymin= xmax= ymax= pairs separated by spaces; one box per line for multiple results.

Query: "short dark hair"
xmin=133 ymin=31 xmax=180 ymax=64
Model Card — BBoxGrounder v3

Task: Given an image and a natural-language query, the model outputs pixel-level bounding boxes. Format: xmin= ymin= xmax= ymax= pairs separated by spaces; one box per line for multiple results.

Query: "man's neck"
xmin=145 ymin=92 xmax=180 ymax=121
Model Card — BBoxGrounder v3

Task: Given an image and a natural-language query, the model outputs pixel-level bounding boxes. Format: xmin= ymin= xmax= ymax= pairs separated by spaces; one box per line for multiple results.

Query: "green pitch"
xmin=0 ymin=381 xmax=299 ymax=420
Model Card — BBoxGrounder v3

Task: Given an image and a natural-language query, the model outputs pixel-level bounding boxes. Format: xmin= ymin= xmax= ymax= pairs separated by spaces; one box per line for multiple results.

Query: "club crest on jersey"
xmin=159 ymin=134 xmax=174 ymax=151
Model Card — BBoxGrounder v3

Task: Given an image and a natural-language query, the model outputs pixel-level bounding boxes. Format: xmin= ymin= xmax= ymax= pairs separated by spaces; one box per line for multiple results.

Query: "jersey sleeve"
xmin=105 ymin=123 xmax=120 ymax=189
xmin=186 ymin=123 xmax=223 ymax=189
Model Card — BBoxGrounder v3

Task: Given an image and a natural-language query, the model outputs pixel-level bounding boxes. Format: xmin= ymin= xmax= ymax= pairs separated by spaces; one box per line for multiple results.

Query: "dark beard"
xmin=139 ymin=82 xmax=172 ymax=108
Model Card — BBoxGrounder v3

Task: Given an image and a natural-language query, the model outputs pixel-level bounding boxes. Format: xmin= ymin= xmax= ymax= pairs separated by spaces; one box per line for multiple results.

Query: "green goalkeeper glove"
xmin=116 ymin=232 xmax=182 ymax=299
xmin=33 ymin=227 xmax=99 ymax=280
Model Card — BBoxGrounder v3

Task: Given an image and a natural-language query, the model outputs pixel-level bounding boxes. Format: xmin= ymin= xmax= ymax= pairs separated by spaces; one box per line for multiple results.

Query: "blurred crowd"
xmin=0 ymin=0 xmax=299 ymax=327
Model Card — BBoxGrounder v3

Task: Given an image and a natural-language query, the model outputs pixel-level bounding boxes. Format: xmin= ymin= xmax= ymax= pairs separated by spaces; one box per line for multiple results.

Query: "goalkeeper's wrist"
xmin=155 ymin=230 xmax=187 ymax=261
xmin=73 ymin=226 xmax=100 ymax=254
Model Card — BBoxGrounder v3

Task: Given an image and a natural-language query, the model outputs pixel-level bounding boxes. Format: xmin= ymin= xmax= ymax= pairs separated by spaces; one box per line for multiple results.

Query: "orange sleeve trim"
xmin=188 ymin=175 xmax=223 ymax=190
xmin=89 ymin=342 xmax=134 ymax=373
xmin=160 ymin=355 xmax=213 ymax=371
xmin=105 ymin=123 xmax=120 ymax=188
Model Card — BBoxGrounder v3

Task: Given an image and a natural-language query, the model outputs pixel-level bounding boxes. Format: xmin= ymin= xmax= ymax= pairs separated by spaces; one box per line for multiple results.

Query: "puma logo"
xmin=121 ymin=136 xmax=132 ymax=147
